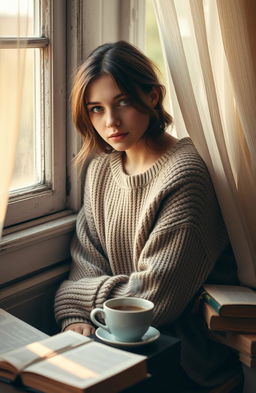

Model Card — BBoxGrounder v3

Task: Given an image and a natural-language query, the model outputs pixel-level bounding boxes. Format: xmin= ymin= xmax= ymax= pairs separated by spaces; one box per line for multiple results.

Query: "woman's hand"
xmin=64 ymin=323 xmax=95 ymax=336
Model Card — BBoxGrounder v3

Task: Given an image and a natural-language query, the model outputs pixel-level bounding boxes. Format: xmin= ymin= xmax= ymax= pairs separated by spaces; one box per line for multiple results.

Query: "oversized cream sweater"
xmin=55 ymin=138 xmax=239 ymax=385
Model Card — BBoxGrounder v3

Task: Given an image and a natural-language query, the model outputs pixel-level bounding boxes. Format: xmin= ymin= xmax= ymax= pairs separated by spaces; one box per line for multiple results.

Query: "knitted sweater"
xmin=55 ymin=137 xmax=239 ymax=385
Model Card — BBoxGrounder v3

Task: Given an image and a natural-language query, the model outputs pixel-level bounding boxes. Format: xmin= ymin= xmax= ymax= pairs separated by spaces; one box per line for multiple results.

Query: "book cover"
xmin=208 ymin=330 xmax=256 ymax=357
xmin=203 ymin=303 xmax=256 ymax=333
xmin=202 ymin=285 xmax=256 ymax=318
xmin=239 ymin=352 xmax=256 ymax=368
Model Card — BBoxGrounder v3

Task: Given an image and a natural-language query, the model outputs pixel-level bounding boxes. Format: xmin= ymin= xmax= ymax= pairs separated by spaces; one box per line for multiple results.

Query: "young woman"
xmin=55 ymin=41 xmax=240 ymax=388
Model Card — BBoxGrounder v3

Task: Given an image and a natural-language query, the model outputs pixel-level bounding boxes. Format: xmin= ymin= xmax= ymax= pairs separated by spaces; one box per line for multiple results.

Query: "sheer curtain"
xmin=0 ymin=3 xmax=27 ymax=237
xmin=153 ymin=0 xmax=256 ymax=287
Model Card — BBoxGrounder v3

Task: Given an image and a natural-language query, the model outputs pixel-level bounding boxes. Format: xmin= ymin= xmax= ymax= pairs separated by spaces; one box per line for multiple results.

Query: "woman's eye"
xmin=119 ymin=98 xmax=130 ymax=107
xmin=89 ymin=106 xmax=103 ymax=113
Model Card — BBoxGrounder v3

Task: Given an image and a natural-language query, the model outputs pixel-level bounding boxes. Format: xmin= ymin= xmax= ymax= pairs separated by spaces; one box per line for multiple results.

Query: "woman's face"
xmin=86 ymin=74 xmax=155 ymax=152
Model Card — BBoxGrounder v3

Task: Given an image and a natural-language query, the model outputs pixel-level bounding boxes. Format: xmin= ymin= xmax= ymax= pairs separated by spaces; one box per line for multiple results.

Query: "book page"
xmin=0 ymin=309 xmax=48 ymax=354
xmin=0 ymin=331 xmax=91 ymax=373
xmin=23 ymin=341 xmax=146 ymax=389
xmin=203 ymin=285 xmax=256 ymax=305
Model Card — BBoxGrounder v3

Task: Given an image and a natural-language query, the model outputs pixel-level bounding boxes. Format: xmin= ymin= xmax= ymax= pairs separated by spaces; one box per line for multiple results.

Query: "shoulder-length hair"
xmin=71 ymin=40 xmax=173 ymax=166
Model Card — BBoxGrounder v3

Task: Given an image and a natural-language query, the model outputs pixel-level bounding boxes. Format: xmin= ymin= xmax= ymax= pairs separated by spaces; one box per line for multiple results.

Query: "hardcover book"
xmin=0 ymin=309 xmax=147 ymax=393
xmin=214 ymin=331 xmax=256 ymax=356
xmin=203 ymin=303 xmax=256 ymax=333
xmin=202 ymin=284 xmax=256 ymax=318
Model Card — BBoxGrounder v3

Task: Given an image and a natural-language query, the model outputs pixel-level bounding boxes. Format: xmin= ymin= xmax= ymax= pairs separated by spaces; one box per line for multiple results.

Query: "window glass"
xmin=8 ymin=49 xmax=42 ymax=191
xmin=0 ymin=1 xmax=43 ymax=192
xmin=145 ymin=0 xmax=167 ymax=86
xmin=145 ymin=0 xmax=171 ymax=113
xmin=0 ymin=0 xmax=39 ymax=37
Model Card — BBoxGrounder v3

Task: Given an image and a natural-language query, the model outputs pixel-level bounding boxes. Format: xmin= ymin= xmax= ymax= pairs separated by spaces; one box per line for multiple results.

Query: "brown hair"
xmin=71 ymin=40 xmax=172 ymax=165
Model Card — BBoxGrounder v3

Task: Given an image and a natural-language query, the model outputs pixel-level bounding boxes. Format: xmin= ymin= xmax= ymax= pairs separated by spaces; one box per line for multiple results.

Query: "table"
xmin=0 ymin=333 xmax=181 ymax=393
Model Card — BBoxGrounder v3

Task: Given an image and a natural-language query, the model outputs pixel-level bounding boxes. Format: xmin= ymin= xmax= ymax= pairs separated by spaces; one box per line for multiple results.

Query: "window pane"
xmin=0 ymin=0 xmax=40 ymax=37
xmin=0 ymin=48 xmax=42 ymax=191
xmin=145 ymin=0 xmax=171 ymax=128
xmin=145 ymin=0 xmax=166 ymax=85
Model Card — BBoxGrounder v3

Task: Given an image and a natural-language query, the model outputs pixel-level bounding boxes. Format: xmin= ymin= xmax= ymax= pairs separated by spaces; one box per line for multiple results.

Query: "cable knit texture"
xmin=54 ymin=137 xmax=239 ymax=385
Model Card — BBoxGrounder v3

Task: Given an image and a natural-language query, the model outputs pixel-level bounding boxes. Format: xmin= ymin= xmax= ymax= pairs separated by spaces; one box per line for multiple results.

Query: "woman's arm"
xmin=54 ymin=204 xmax=115 ymax=330
xmin=110 ymin=224 xmax=219 ymax=326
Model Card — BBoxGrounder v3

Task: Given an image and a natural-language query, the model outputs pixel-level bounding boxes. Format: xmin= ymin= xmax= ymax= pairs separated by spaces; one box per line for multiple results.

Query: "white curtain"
xmin=153 ymin=0 xmax=256 ymax=287
xmin=0 ymin=3 xmax=27 ymax=237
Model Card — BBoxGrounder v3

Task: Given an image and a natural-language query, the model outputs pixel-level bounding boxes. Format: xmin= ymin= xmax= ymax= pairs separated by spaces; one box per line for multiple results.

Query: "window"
xmin=0 ymin=0 xmax=150 ymax=287
xmin=145 ymin=0 xmax=166 ymax=85
xmin=1 ymin=0 xmax=66 ymax=227
xmin=144 ymin=0 xmax=171 ymax=120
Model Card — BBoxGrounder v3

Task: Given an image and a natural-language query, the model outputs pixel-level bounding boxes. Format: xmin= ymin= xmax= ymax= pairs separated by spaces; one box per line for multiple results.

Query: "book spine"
xmin=202 ymin=293 xmax=221 ymax=314
xmin=239 ymin=352 xmax=256 ymax=367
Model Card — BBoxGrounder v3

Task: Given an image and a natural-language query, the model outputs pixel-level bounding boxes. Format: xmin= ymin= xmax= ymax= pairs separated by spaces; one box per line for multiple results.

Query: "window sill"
xmin=0 ymin=213 xmax=76 ymax=286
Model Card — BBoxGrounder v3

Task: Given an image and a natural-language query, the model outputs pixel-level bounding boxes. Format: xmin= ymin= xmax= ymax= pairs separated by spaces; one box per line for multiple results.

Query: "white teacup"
xmin=90 ymin=297 xmax=154 ymax=342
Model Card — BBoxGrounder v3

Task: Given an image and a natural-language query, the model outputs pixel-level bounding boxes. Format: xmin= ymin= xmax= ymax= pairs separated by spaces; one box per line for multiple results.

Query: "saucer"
xmin=95 ymin=326 xmax=160 ymax=347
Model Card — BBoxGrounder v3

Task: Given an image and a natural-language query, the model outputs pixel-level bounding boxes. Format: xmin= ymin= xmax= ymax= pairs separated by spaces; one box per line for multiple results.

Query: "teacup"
xmin=90 ymin=297 xmax=154 ymax=342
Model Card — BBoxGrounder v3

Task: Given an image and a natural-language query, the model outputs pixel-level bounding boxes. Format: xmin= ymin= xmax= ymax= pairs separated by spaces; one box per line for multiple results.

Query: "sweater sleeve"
xmin=54 ymin=209 xmax=112 ymax=330
xmin=54 ymin=164 xmax=129 ymax=330
xmin=111 ymin=225 xmax=217 ymax=326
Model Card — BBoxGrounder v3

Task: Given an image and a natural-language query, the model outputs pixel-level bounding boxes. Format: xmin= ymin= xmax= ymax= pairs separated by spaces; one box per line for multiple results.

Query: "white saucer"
xmin=95 ymin=326 xmax=160 ymax=347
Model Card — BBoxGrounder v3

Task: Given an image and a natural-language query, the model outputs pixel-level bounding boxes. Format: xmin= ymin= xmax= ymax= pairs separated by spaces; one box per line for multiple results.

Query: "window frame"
xmin=2 ymin=0 xmax=67 ymax=227
xmin=0 ymin=0 xmax=145 ymax=288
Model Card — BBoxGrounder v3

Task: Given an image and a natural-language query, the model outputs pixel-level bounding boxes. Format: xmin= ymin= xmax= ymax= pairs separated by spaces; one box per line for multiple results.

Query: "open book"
xmin=0 ymin=309 xmax=147 ymax=393
xmin=202 ymin=284 xmax=256 ymax=317
xmin=0 ymin=308 xmax=48 ymax=354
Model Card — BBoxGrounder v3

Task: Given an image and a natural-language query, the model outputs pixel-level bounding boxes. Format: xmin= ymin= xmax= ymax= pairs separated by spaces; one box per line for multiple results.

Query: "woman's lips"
xmin=109 ymin=132 xmax=128 ymax=141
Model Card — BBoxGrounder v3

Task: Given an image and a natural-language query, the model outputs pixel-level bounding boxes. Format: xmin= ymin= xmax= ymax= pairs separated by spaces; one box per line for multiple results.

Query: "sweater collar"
xmin=110 ymin=138 xmax=191 ymax=189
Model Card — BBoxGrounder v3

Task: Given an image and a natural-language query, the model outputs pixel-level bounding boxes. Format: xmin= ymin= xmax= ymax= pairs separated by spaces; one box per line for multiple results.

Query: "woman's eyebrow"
xmin=86 ymin=93 xmax=126 ymax=106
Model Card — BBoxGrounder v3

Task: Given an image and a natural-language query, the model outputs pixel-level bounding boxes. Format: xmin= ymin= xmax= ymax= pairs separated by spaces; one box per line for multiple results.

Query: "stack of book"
xmin=201 ymin=284 xmax=256 ymax=333
xmin=210 ymin=330 xmax=256 ymax=368
xmin=201 ymin=284 xmax=256 ymax=368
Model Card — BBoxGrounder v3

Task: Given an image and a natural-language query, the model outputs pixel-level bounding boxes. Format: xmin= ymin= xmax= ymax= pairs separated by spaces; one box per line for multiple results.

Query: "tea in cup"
xmin=90 ymin=297 xmax=154 ymax=342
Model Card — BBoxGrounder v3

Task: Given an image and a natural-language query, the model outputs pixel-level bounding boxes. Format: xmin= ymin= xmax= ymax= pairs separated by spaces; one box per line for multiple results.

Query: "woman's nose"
xmin=106 ymin=109 xmax=120 ymax=128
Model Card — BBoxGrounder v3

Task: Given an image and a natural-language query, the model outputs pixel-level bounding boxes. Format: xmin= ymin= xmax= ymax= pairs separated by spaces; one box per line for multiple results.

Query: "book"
xmin=205 ymin=330 xmax=256 ymax=368
xmin=208 ymin=330 xmax=256 ymax=356
xmin=203 ymin=303 xmax=256 ymax=333
xmin=202 ymin=284 xmax=256 ymax=317
xmin=239 ymin=352 xmax=256 ymax=368
xmin=0 ymin=308 xmax=48 ymax=355
xmin=0 ymin=309 xmax=147 ymax=393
